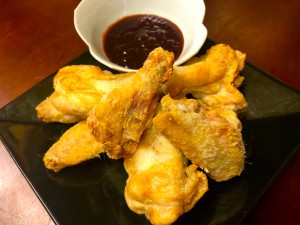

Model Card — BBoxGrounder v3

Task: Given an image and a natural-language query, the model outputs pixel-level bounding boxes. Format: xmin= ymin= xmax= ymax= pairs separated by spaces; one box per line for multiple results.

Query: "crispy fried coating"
xmin=163 ymin=44 xmax=247 ymax=111
xmin=43 ymin=121 xmax=104 ymax=172
xmin=153 ymin=95 xmax=245 ymax=182
xmin=36 ymin=65 xmax=134 ymax=123
xmin=87 ymin=47 xmax=174 ymax=159
xmin=124 ymin=127 xmax=208 ymax=225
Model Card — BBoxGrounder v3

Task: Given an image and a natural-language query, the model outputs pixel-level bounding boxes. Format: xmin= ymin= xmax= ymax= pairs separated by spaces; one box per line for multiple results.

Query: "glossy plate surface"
xmin=0 ymin=40 xmax=299 ymax=225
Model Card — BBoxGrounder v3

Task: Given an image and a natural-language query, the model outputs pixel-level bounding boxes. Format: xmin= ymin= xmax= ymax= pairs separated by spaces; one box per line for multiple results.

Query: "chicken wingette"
xmin=153 ymin=95 xmax=245 ymax=182
xmin=36 ymin=64 xmax=135 ymax=123
xmin=163 ymin=44 xmax=247 ymax=111
xmin=124 ymin=127 xmax=208 ymax=225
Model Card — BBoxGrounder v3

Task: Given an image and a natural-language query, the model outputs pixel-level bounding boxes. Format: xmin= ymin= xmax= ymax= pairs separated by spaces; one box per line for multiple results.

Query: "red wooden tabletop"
xmin=0 ymin=0 xmax=299 ymax=224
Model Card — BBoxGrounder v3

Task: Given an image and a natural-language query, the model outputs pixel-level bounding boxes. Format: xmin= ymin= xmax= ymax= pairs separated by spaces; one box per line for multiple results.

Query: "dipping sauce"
xmin=103 ymin=14 xmax=184 ymax=69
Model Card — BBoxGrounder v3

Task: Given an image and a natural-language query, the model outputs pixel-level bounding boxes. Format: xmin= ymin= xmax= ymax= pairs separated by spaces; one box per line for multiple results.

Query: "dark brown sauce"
xmin=103 ymin=14 xmax=184 ymax=69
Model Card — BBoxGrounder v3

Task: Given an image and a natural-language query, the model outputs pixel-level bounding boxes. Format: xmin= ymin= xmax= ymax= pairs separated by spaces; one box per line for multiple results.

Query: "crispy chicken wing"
xmin=163 ymin=44 xmax=247 ymax=111
xmin=36 ymin=65 xmax=134 ymax=123
xmin=43 ymin=121 xmax=104 ymax=172
xmin=153 ymin=95 xmax=245 ymax=182
xmin=87 ymin=47 xmax=174 ymax=159
xmin=124 ymin=127 xmax=208 ymax=225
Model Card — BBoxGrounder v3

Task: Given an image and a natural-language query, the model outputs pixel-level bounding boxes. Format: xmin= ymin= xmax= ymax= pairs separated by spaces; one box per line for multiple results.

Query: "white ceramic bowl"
xmin=74 ymin=0 xmax=207 ymax=72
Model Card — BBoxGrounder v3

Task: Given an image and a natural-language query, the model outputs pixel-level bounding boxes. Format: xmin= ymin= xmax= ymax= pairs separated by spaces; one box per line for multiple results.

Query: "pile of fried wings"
xmin=36 ymin=44 xmax=247 ymax=225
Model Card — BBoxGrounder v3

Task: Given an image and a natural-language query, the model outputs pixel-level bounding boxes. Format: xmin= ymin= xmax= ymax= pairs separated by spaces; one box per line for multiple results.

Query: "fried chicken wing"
xmin=124 ymin=127 xmax=208 ymax=225
xmin=87 ymin=47 xmax=174 ymax=159
xmin=36 ymin=65 xmax=134 ymax=123
xmin=43 ymin=121 xmax=104 ymax=172
xmin=163 ymin=44 xmax=247 ymax=111
xmin=153 ymin=95 xmax=245 ymax=182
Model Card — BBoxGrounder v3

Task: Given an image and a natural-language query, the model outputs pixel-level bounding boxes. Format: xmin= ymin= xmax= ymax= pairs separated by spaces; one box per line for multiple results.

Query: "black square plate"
xmin=1 ymin=40 xmax=299 ymax=225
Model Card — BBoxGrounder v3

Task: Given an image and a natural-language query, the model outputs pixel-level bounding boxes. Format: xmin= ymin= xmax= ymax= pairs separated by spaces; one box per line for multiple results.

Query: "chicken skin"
xmin=163 ymin=44 xmax=247 ymax=111
xmin=36 ymin=64 xmax=135 ymax=123
xmin=124 ymin=127 xmax=208 ymax=225
xmin=43 ymin=121 xmax=104 ymax=172
xmin=87 ymin=47 xmax=174 ymax=159
xmin=153 ymin=95 xmax=245 ymax=182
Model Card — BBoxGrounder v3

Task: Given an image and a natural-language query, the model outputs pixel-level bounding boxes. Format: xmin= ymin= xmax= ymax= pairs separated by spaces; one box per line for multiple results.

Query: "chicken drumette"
xmin=87 ymin=47 xmax=174 ymax=159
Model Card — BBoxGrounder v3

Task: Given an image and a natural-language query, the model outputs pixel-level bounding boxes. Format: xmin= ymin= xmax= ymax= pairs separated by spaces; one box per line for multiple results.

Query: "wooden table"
xmin=0 ymin=0 xmax=299 ymax=224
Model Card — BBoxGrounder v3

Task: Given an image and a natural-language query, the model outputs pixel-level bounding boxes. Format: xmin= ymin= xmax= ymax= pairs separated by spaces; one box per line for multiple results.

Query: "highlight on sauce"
xmin=103 ymin=14 xmax=184 ymax=70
